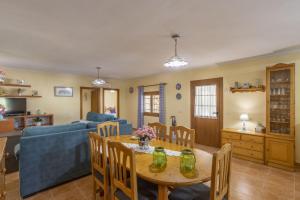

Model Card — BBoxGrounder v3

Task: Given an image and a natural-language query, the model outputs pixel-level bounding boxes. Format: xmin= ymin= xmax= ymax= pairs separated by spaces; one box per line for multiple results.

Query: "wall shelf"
xmin=230 ymin=86 xmax=265 ymax=93
xmin=0 ymin=83 xmax=31 ymax=88
xmin=0 ymin=95 xmax=42 ymax=98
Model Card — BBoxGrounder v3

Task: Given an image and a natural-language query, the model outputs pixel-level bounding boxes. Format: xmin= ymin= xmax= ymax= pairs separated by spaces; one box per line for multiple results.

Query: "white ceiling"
xmin=1 ymin=0 xmax=300 ymax=79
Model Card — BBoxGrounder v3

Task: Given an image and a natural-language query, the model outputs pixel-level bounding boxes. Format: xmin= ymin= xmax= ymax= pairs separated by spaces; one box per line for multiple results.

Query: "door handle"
xmin=212 ymin=112 xmax=219 ymax=115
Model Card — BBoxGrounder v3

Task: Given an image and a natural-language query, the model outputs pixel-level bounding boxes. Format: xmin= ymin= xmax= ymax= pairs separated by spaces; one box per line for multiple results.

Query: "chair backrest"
xmin=148 ymin=122 xmax=167 ymax=141
xmin=97 ymin=121 xmax=120 ymax=137
xmin=88 ymin=132 xmax=107 ymax=183
xmin=108 ymin=141 xmax=138 ymax=200
xmin=210 ymin=143 xmax=232 ymax=200
xmin=169 ymin=126 xmax=195 ymax=148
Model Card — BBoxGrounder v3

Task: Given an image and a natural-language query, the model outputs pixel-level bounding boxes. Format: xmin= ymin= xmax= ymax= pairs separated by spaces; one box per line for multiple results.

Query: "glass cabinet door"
xmin=267 ymin=64 xmax=294 ymax=136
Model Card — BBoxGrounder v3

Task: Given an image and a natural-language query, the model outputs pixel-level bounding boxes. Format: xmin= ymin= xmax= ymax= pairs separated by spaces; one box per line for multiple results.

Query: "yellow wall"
xmin=125 ymin=52 xmax=300 ymax=162
xmin=0 ymin=67 xmax=128 ymax=124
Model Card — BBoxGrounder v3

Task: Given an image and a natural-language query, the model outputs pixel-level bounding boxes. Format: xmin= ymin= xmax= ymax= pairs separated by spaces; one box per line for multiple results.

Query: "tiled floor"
xmin=5 ymin=147 xmax=300 ymax=200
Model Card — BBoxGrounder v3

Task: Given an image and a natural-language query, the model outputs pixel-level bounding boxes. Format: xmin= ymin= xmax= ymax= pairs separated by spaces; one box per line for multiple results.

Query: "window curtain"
xmin=137 ymin=86 xmax=144 ymax=128
xmin=159 ymin=83 xmax=166 ymax=124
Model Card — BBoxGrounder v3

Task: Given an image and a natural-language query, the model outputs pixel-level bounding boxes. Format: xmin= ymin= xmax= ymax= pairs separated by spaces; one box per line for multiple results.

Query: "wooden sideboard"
xmin=221 ymin=128 xmax=265 ymax=163
xmin=0 ymin=138 xmax=7 ymax=200
xmin=0 ymin=114 xmax=54 ymax=132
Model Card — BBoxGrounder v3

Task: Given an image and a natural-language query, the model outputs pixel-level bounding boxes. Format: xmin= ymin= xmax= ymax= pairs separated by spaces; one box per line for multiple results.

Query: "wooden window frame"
xmin=143 ymin=91 xmax=160 ymax=117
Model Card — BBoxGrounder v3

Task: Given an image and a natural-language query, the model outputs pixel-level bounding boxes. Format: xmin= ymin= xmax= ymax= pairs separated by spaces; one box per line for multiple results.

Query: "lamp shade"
xmin=240 ymin=113 xmax=249 ymax=121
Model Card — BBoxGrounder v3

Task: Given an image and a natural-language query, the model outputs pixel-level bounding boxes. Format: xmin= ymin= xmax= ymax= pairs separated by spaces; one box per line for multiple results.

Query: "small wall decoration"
xmin=54 ymin=86 xmax=73 ymax=97
xmin=129 ymin=87 xmax=134 ymax=94
xmin=176 ymin=83 xmax=181 ymax=90
xmin=176 ymin=93 xmax=182 ymax=100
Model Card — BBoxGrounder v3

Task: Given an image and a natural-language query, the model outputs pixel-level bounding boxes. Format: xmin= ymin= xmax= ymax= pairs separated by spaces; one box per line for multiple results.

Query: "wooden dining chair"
xmin=107 ymin=141 xmax=158 ymax=200
xmin=148 ymin=122 xmax=168 ymax=141
xmin=97 ymin=121 xmax=120 ymax=137
xmin=169 ymin=126 xmax=195 ymax=148
xmin=169 ymin=143 xmax=232 ymax=200
xmin=88 ymin=132 xmax=109 ymax=200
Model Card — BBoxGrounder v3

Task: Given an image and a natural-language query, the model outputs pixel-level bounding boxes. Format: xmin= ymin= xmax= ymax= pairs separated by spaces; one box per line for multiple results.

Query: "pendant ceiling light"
xmin=92 ymin=67 xmax=106 ymax=87
xmin=164 ymin=34 xmax=188 ymax=68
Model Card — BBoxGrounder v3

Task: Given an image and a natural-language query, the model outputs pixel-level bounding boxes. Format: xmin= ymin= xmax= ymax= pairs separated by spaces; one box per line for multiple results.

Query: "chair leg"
xmin=93 ymin=180 xmax=96 ymax=200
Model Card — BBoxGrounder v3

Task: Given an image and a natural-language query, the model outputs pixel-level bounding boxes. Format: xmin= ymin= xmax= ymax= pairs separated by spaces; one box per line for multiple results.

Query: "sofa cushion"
xmin=103 ymin=114 xmax=115 ymax=121
xmin=23 ymin=123 xmax=87 ymax=137
xmin=86 ymin=112 xmax=116 ymax=122
xmin=112 ymin=119 xmax=127 ymax=124
xmin=87 ymin=122 xmax=102 ymax=129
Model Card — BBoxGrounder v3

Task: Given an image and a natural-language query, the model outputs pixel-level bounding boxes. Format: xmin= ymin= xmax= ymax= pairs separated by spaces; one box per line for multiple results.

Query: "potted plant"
xmin=0 ymin=104 xmax=5 ymax=120
xmin=134 ymin=126 xmax=156 ymax=150
xmin=33 ymin=117 xmax=43 ymax=126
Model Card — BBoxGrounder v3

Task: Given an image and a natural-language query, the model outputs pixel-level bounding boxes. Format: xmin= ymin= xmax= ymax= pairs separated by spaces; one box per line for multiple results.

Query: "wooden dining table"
xmin=107 ymin=135 xmax=213 ymax=200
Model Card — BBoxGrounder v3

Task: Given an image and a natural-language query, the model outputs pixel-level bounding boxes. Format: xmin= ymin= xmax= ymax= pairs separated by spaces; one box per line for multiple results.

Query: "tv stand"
xmin=3 ymin=114 xmax=54 ymax=131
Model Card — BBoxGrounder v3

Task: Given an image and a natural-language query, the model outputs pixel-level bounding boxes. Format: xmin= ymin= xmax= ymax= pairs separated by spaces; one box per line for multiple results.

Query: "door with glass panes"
xmin=190 ymin=78 xmax=223 ymax=147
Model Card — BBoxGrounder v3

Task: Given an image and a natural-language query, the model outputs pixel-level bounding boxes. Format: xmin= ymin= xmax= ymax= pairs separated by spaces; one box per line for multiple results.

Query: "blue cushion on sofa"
xmin=86 ymin=112 xmax=116 ymax=122
xmin=86 ymin=112 xmax=100 ymax=121
xmin=23 ymin=123 xmax=87 ymax=137
xmin=87 ymin=122 xmax=101 ymax=129
xmin=103 ymin=114 xmax=115 ymax=121
xmin=112 ymin=119 xmax=127 ymax=124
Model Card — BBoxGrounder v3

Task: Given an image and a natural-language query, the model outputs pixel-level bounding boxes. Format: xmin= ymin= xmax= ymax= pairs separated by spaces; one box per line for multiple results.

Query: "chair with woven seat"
xmin=169 ymin=143 xmax=232 ymax=200
xmin=107 ymin=141 xmax=158 ymax=200
xmin=148 ymin=122 xmax=168 ymax=141
xmin=97 ymin=121 xmax=120 ymax=137
xmin=169 ymin=126 xmax=195 ymax=148
xmin=89 ymin=132 xmax=109 ymax=200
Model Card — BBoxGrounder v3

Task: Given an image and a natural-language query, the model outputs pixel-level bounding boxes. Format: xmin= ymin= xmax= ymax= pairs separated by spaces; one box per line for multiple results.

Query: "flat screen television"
xmin=1 ymin=98 xmax=27 ymax=116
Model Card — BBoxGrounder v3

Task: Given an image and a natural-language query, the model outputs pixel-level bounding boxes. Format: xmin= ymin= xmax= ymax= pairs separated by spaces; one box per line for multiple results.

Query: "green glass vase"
xmin=180 ymin=149 xmax=196 ymax=176
xmin=153 ymin=147 xmax=167 ymax=169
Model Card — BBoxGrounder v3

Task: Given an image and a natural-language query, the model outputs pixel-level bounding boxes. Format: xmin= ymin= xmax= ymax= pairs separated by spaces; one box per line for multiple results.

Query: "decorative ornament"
xmin=176 ymin=83 xmax=181 ymax=90
xmin=129 ymin=87 xmax=134 ymax=94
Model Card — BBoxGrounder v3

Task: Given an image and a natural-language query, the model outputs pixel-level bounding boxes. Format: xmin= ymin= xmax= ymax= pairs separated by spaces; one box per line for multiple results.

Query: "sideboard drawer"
xmin=233 ymin=147 xmax=263 ymax=160
xmin=241 ymin=135 xmax=264 ymax=144
xmin=234 ymin=141 xmax=264 ymax=152
xmin=222 ymin=132 xmax=241 ymax=140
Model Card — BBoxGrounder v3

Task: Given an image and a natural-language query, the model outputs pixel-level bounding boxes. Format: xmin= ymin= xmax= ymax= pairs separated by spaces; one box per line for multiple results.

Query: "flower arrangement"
xmin=0 ymin=71 xmax=5 ymax=83
xmin=134 ymin=126 xmax=156 ymax=141
xmin=0 ymin=104 xmax=5 ymax=115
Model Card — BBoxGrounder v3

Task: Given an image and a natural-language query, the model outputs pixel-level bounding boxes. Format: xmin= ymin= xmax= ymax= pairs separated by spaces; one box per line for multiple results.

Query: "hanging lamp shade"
xmin=164 ymin=34 xmax=188 ymax=68
xmin=92 ymin=67 xmax=106 ymax=87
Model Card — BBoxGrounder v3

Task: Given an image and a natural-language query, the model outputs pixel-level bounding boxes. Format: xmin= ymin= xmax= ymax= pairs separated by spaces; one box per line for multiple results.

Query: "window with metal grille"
xmin=144 ymin=91 xmax=159 ymax=117
xmin=194 ymin=85 xmax=217 ymax=118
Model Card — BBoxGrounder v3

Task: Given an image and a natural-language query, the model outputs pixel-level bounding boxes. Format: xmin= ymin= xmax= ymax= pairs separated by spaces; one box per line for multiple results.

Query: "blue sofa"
xmin=19 ymin=113 xmax=132 ymax=198
xmin=85 ymin=112 xmax=132 ymax=133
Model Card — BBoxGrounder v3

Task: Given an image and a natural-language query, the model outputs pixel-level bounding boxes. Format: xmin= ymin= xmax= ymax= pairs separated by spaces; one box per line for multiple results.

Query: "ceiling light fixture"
xmin=164 ymin=34 xmax=188 ymax=68
xmin=92 ymin=67 xmax=106 ymax=87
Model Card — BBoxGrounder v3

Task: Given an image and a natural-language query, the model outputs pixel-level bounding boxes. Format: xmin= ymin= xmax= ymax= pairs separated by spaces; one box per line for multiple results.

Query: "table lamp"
xmin=240 ymin=113 xmax=249 ymax=131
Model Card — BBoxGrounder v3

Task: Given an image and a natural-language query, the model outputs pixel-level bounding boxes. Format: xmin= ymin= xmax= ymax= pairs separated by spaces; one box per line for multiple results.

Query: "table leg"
xmin=158 ymin=185 xmax=168 ymax=200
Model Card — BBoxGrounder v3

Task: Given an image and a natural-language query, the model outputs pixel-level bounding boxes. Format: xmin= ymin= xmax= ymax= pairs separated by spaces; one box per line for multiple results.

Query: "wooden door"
xmin=91 ymin=89 xmax=99 ymax=113
xmin=191 ymin=78 xmax=223 ymax=147
xmin=265 ymin=137 xmax=294 ymax=168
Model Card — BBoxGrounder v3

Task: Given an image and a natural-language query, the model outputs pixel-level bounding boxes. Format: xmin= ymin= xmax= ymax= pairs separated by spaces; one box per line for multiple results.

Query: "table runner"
xmin=122 ymin=142 xmax=181 ymax=157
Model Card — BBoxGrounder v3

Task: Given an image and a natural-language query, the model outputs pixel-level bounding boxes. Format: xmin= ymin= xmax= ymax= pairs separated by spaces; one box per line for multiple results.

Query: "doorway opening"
xmin=80 ymin=87 xmax=100 ymax=119
xmin=102 ymin=88 xmax=120 ymax=117
xmin=190 ymin=77 xmax=223 ymax=147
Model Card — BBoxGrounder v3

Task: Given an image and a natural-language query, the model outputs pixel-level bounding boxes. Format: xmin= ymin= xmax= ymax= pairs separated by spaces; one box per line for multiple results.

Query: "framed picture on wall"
xmin=54 ymin=86 xmax=73 ymax=97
